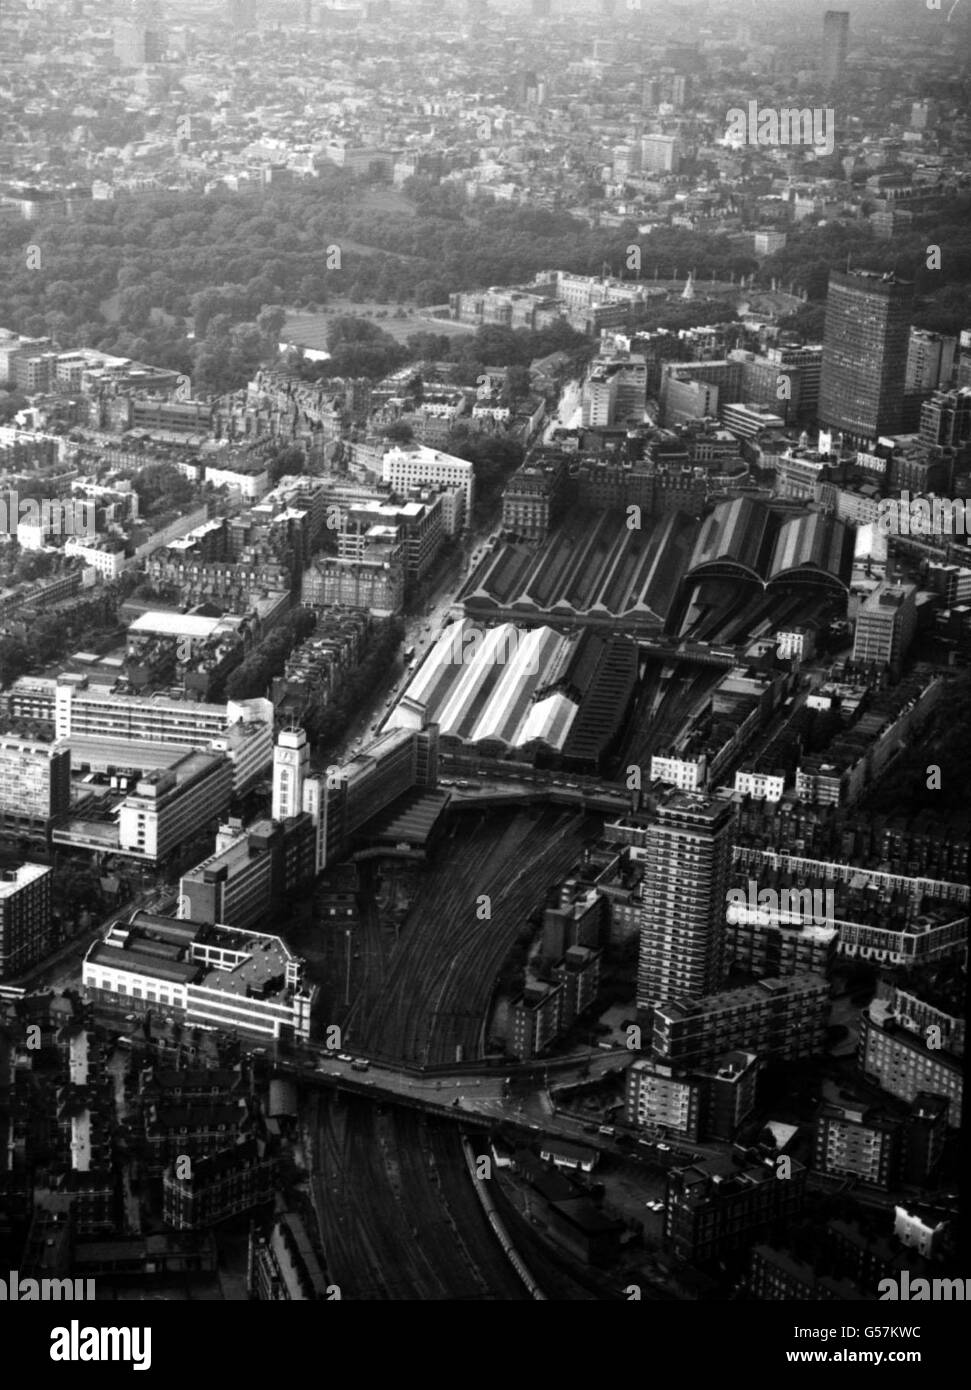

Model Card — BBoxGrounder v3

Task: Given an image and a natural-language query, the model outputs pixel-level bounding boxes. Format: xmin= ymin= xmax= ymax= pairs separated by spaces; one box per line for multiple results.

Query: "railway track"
xmin=312 ymin=1093 xmax=528 ymax=1299
xmin=356 ymin=807 xmax=594 ymax=1065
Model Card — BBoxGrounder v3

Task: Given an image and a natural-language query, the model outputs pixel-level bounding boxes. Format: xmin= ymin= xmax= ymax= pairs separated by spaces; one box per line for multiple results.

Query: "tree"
xmin=0 ymin=390 xmax=29 ymax=423
xmin=268 ymin=444 xmax=307 ymax=484
xmin=502 ymin=365 xmax=532 ymax=404
xmin=383 ymin=421 xmax=414 ymax=444
xmin=0 ymin=636 xmax=31 ymax=687
xmin=413 ymin=280 xmax=450 ymax=306
xmin=257 ymin=304 xmax=287 ymax=343
xmin=326 ymin=315 xmax=385 ymax=351
xmin=446 ymin=433 xmax=525 ymax=521
xmin=406 ymin=331 xmax=453 ymax=361
xmin=117 ymin=286 xmax=154 ymax=331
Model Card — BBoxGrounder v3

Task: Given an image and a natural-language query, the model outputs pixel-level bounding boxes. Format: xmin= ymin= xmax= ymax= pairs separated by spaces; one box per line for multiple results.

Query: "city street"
xmin=342 ymin=521 xmax=496 ymax=755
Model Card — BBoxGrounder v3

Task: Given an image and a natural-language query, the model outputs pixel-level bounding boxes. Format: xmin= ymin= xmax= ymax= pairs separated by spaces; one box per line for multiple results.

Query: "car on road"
xmin=598 ymin=1125 xmax=615 ymax=1137
xmin=337 ymin=1053 xmax=353 ymax=1063
xmin=656 ymin=1142 xmax=671 ymax=1151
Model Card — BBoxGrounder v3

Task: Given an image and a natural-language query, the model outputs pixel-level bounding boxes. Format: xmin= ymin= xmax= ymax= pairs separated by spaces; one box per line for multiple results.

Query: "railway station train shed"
xmin=684 ymin=497 xmax=854 ymax=595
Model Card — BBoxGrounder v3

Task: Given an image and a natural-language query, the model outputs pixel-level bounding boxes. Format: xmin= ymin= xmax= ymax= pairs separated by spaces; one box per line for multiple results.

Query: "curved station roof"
xmin=686 ymin=498 xmax=852 ymax=593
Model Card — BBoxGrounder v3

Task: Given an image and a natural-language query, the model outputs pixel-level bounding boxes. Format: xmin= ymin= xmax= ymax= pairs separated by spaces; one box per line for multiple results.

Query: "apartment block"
xmin=725 ymin=912 xmax=838 ymax=979
xmin=814 ymin=1103 xmax=902 ymax=1188
xmin=637 ymin=793 xmax=734 ymax=1010
xmin=749 ymin=1244 xmax=865 ymax=1300
xmin=0 ymin=864 xmax=54 ymax=980
xmin=652 ymin=975 xmax=830 ymax=1070
xmin=859 ymin=1000 xmax=962 ymax=1128
xmin=163 ymin=1139 xmax=278 ymax=1229
xmin=0 ymin=735 xmax=70 ymax=835
xmin=508 ymin=981 xmax=564 ymax=1060
xmin=626 ymin=1050 xmax=760 ymax=1143
xmin=625 ymin=1059 xmax=703 ymax=1139
xmin=665 ymin=1154 xmax=807 ymax=1264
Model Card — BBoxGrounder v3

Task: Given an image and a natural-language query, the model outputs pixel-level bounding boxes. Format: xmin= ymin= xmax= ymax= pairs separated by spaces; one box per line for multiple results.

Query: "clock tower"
xmin=272 ymin=727 xmax=309 ymax=823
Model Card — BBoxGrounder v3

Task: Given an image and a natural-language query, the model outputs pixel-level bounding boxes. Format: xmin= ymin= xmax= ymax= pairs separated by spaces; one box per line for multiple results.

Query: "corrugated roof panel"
xmin=519 ymin=692 xmax=578 ymax=750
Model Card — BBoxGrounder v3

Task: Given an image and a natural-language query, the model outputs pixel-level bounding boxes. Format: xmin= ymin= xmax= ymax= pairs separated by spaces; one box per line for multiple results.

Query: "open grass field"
xmin=283 ymin=300 xmax=477 ymax=349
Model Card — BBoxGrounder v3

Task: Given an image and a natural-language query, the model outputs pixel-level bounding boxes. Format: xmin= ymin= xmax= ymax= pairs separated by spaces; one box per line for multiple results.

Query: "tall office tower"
xmin=0 ymin=735 xmax=70 ymax=835
xmin=0 ymin=864 xmax=53 ymax=980
xmin=822 ymin=10 xmax=849 ymax=86
xmin=510 ymin=70 xmax=540 ymax=106
xmin=906 ymin=329 xmax=956 ymax=394
xmin=641 ymin=134 xmax=680 ymax=174
xmin=114 ymin=0 xmax=165 ymax=66
xmin=851 ymin=580 xmax=917 ymax=673
xmin=114 ymin=19 xmax=165 ymax=66
xmin=818 ymin=270 xmax=914 ymax=446
xmin=272 ymin=727 xmax=310 ymax=822
xmin=637 ymin=793 xmax=734 ymax=1012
